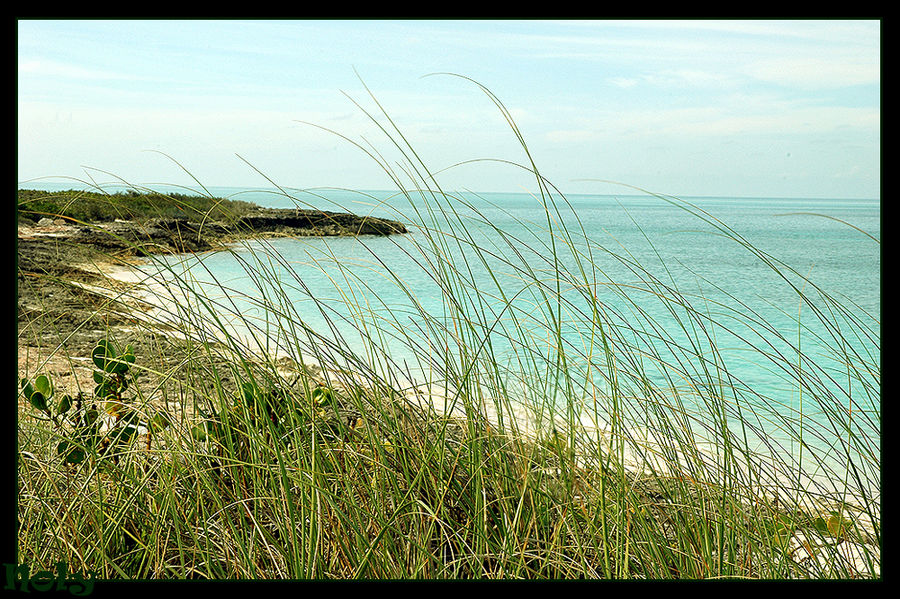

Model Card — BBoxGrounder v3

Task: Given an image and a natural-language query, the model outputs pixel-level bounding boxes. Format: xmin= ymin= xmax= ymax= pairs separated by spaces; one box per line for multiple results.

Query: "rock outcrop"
xmin=28 ymin=208 xmax=409 ymax=257
xmin=235 ymin=208 xmax=408 ymax=237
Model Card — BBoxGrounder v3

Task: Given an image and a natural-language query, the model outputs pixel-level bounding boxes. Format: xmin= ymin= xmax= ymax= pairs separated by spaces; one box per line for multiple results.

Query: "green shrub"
xmin=21 ymin=338 xmax=170 ymax=465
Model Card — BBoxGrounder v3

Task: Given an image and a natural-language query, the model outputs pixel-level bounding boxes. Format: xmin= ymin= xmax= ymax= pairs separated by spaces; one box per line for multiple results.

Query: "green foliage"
xmin=17 ymin=188 xmax=257 ymax=224
xmin=21 ymin=339 xmax=170 ymax=465
xmin=21 ymin=374 xmax=52 ymax=412
xmin=191 ymin=377 xmax=337 ymax=462
xmin=91 ymin=339 xmax=135 ymax=417
xmin=813 ymin=511 xmax=855 ymax=540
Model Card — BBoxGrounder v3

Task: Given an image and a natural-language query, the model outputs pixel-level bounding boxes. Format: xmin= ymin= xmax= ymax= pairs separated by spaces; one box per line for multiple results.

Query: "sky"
xmin=17 ymin=19 xmax=880 ymax=199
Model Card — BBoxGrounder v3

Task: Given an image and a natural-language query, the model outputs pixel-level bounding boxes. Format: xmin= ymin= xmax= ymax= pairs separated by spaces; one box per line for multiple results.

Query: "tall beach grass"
xmin=17 ymin=77 xmax=880 ymax=579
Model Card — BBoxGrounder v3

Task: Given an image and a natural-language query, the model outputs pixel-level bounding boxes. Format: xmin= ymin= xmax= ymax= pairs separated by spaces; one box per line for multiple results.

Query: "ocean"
xmin=19 ymin=182 xmax=881 ymax=490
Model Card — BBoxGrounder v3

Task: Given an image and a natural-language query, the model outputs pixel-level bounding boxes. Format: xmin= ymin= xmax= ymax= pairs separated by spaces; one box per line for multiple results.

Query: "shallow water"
xmin=20 ymin=182 xmax=881 ymax=492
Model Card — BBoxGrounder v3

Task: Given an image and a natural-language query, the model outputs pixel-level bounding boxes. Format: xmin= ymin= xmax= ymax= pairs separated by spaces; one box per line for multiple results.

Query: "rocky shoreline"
xmin=20 ymin=206 xmax=408 ymax=254
xmin=17 ymin=207 xmax=408 ymax=400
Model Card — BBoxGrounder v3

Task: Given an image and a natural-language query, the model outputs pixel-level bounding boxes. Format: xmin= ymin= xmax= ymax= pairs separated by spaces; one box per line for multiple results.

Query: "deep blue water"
xmin=20 ymin=182 xmax=881 ymax=480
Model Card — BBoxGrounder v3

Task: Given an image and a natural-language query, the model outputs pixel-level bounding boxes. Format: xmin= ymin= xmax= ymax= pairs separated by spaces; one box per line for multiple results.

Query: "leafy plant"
xmin=21 ymin=339 xmax=170 ymax=465
xmin=92 ymin=339 xmax=134 ymax=416
xmin=190 ymin=376 xmax=337 ymax=457
xmin=813 ymin=511 xmax=856 ymax=541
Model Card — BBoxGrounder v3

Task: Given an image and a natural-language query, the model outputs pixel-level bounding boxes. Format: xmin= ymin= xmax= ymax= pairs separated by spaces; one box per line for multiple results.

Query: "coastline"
xmin=83 ymin=226 xmax=884 ymax=522
xmin=16 ymin=207 xmax=409 ymax=430
xmin=17 ymin=213 xmax=880 ymax=578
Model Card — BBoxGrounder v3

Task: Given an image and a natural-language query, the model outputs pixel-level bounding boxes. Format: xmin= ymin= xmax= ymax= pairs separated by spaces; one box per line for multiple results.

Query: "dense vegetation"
xmin=17 ymin=187 xmax=257 ymax=225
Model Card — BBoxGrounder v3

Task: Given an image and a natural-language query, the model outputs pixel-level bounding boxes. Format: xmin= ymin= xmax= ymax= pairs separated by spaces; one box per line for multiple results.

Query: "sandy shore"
xmin=17 ymin=219 xmax=881 ymax=577
xmin=99 ymin=248 xmax=881 ymax=507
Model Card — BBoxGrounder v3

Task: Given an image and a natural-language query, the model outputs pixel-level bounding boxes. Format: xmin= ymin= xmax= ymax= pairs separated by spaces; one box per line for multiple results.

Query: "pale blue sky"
xmin=18 ymin=19 xmax=880 ymax=199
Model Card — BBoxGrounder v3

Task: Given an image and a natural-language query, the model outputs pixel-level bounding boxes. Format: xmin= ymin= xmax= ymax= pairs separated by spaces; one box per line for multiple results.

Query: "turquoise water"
xmin=20 ymin=182 xmax=881 ymax=488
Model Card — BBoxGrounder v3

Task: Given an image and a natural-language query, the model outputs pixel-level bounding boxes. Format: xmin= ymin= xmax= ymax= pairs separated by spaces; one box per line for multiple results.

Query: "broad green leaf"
xmin=110 ymin=357 xmax=131 ymax=375
xmin=57 ymin=440 xmax=86 ymax=464
xmin=57 ymin=394 xmax=72 ymax=414
xmin=92 ymin=340 xmax=117 ymax=371
xmin=119 ymin=410 xmax=140 ymax=426
xmin=34 ymin=374 xmax=53 ymax=398
xmin=311 ymin=385 xmax=333 ymax=406
xmin=28 ymin=391 xmax=48 ymax=412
